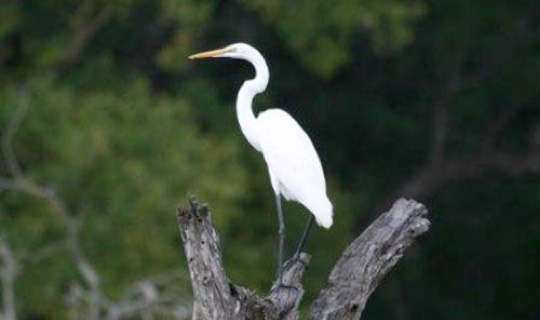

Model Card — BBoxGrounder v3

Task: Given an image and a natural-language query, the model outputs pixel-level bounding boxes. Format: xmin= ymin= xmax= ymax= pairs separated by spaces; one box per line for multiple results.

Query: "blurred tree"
xmin=0 ymin=0 xmax=538 ymax=318
xmin=242 ymin=0 xmax=425 ymax=77
xmin=0 ymin=2 xmax=246 ymax=317
xmin=0 ymin=75 xmax=248 ymax=317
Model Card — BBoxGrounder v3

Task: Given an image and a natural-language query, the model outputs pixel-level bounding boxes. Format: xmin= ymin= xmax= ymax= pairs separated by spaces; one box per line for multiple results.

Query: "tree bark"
xmin=177 ymin=197 xmax=430 ymax=320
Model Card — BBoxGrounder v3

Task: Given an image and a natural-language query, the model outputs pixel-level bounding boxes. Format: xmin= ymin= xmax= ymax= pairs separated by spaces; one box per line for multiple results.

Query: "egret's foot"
xmin=286 ymin=251 xmax=309 ymax=267
xmin=276 ymin=267 xmax=283 ymax=289
xmin=291 ymin=250 xmax=301 ymax=261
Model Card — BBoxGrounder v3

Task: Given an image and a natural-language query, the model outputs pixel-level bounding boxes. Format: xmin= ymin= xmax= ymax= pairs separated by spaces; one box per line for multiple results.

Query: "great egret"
xmin=189 ymin=43 xmax=333 ymax=285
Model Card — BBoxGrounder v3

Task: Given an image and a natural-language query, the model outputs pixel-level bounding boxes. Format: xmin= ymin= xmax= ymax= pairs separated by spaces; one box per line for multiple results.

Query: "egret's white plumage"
xmin=189 ymin=42 xmax=333 ymax=283
xmin=257 ymin=109 xmax=333 ymax=228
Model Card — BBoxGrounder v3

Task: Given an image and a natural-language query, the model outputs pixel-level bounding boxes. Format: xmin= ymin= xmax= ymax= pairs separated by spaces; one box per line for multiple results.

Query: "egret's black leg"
xmin=275 ymin=193 xmax=285 ymax=286
xmin=292 ymin=215 xmax=314 ymax=259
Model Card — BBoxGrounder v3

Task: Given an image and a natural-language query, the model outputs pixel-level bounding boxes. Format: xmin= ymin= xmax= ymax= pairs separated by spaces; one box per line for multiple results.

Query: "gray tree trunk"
xmin=177 ymin=198 xmax=430 ymax=320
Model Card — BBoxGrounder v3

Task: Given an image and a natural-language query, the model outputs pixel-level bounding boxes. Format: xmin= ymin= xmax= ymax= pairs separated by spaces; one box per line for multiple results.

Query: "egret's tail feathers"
xmin=309 ymin=197 xmax=333 ymax=229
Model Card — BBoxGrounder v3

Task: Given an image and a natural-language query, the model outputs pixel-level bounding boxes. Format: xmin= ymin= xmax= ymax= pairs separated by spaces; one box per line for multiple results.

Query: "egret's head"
xmin=188 ymin=43 xmax=258 ymax=61
xmin=189 ymin=43 xmax=269 ymax=91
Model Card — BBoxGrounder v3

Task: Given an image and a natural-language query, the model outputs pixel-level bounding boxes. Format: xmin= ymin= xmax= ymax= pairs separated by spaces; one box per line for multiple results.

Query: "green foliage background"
xmin=0 ymin=0 xmax=538 ymax=318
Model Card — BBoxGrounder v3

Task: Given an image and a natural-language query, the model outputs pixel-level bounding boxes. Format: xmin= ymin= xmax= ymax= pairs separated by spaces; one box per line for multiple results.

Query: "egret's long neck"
xmin=236 ymin=52 xmax=269 ymax=152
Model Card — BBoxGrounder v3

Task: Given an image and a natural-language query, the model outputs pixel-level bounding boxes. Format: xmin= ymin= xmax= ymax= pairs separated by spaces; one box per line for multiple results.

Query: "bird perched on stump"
xmin=189 ymin=43 xmax=333 ymax=285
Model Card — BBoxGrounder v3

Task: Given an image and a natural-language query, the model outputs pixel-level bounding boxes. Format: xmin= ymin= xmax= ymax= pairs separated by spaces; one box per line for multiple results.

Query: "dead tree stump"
xmin=177 ymin=197 xmax=430 ymax=319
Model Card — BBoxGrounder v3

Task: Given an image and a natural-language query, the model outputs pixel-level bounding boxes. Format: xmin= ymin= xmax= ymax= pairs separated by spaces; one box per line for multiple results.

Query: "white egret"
xmin=189 ymin=43 xmax=333 ymax=285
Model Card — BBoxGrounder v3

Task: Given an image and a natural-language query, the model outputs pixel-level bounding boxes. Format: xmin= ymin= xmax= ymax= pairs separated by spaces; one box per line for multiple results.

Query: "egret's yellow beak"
xmin=188 ymin=47 xmax=232 ymax=59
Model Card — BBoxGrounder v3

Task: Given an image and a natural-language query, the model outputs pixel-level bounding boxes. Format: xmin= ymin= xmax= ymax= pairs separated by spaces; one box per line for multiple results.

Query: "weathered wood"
xmin=177 ymin=198 xmax=309 ymax=320
xmin=177 ymin=199 xmax=231 ymax=319
xmin=308 ymin=199 xmax=430 ymax=319
xmin=177 ymin=197 xmax=429 ymax=319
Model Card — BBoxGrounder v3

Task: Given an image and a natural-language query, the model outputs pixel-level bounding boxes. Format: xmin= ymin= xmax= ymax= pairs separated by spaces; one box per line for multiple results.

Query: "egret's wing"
xmin=257 ymin=109 xmax=326 ymax=202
